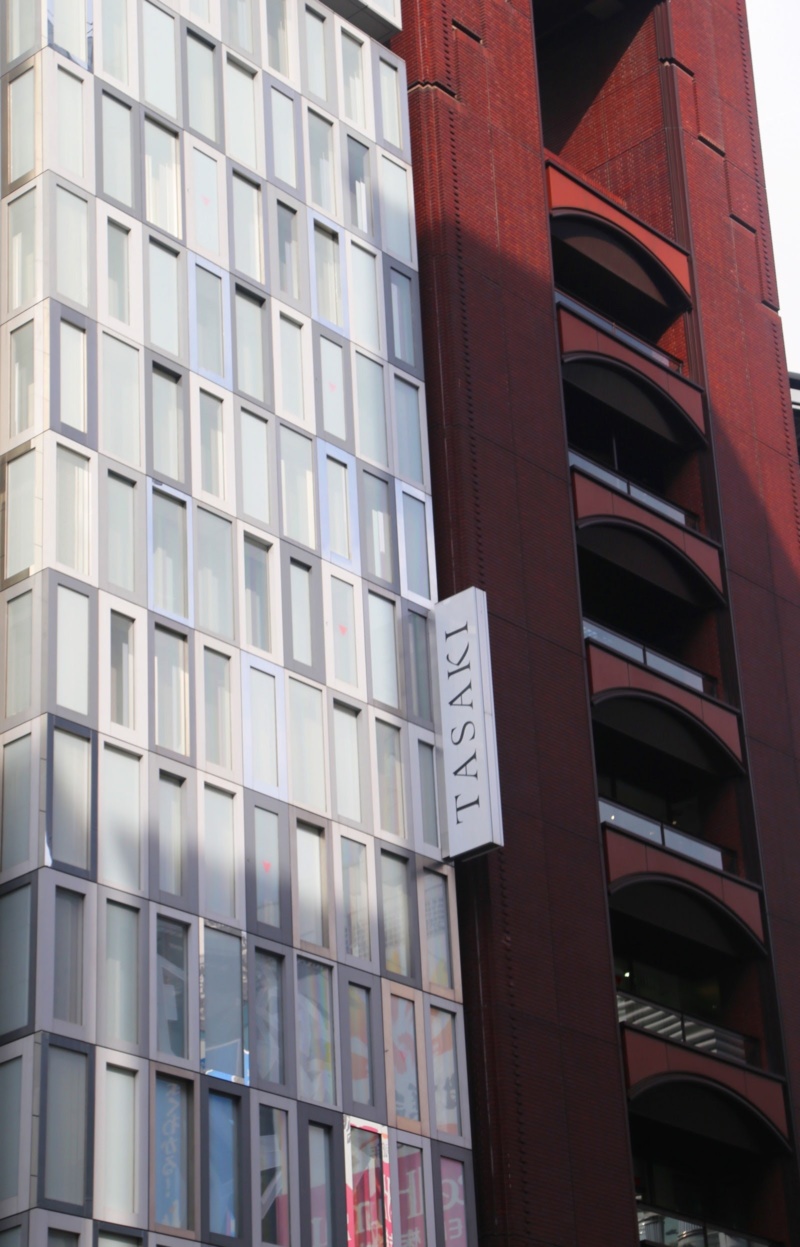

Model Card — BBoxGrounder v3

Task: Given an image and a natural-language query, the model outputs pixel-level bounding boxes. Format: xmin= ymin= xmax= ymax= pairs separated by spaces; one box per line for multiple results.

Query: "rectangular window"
xmin=110 ymin=612 xmax=134 ymax=727
xmin=227 ymin=0 xmax=256 ymax=53
xmin=391 ymin=995 xmax=420 ymax=1120
xmin=187 ymin=33 xmax=217 ymax=141
xmin=158 ymin=772 xmax=184 ymax=895
xmin=314 ymin=224 xmax=341 ymax=326
xmin=403 ymin=493 xmax=431 ymax=598
xmin=108 ymin=221 xmax=131 ymax=323
xmin=57 ymin=69 xmax=84 ymax=178
xmin=102 ymin=746 xmax=140 ymax=889
xmin=103 ymin=335 xmax=141 ymax=464
xmin=143 ymin=1 xmax=177 ymax=117
xmin=308 ymin=112 xmax=335 ymax=213
xmin=102 ymin=0 xmax=129 ymax=80
xmin=56 ymin=585 xmax=89 ymax=715
xmin=102 ymin=94 xmax=133 ymax=206
xmin=204 ymin=927 xmax=243 ymax=1078
xmin=54 ymin=888 xmax=84 ymax=1024
xmin=356 ymin=355 xmax=387 ymax=465
xmin=8 ymin=190 xmax=35 ymax=310
xmin=0 ymin=885 xmax=31 ymax=1034
xmin=347 ymin=138 xmax=371 ymax=234
xmin=200 ymin=391 xmax=224 ymax=497
xmin=196 ymin=265 xmax=225 ymax=377
xmin=397 ymin=1144 xmax=427 ymax=1247
xmin=226 ymin=59 xmax=258 ymax=168
xmin=9 ymin=70 xmax=35 ymax=183
xmin=382 ymin=853 xmax=411 ymax=976
xmin=341 ymin=836 xmax=369 ymax=957
xmin=149 ymin=241 xmax=180 ymax=355
xmin=6 ymin=592 xmax=32 ymax=717
xmin=236 ymin=290 xmax=265 ymax=401
xmin=10 ymin=320 xmax=34 ymax=436
xmin=197 ymin=508 xmax=234 ymax=637
xmin=154 ymin=626 xmax=189 ymax=753
xmin=244 ymin=535 xmax=270 ymax=650
xmin=320 ymin=339 xmax=345 ymax=439
xmin=105 ymin=901 xmax=139 ymax=1045
xmin=349 ymin=1128 xmax=386 ymax=1244
xmin=382 ymin=157 xmax=412 ymax=261
xmin=254 ymin=949 xmax=283 ymax=1083
xmin=153 ymin=368 xmax=183 ymax=481
xmin=267 ymin=0 xmax=289 ymax=74
xmin=395 ymin=378 xmax=424 ymax=483
xmin=250 ymin=666 xmax=278 ymax=789
xmin=209 ymin=1092 xmax=241 ymax=1236
xmin=277 ymin=203 xmax=299 ymax=299
xmin=1 ymin=735 xmax=31 ymax=872
xmin=326 ymin=456 xmax=350 ymax=558
xmin=431 ymin=1008 xmax=461 ymax=1134
xmin=156 ymin=916 xmax=188 ymax=1058
xmin=144 ymin=121 xmax=180 ymax=238
xmin=305 ymin=8 xmax=327 ymax=97
xmin=297 ymin=822 xmax=326 ymax=946
xmin=0 ymin=1056 xmax=22 ymax=1201
xmin=349 ymin=984 xmax=372 ymax=1103
xmin=154 ymin=1075 xmax=192 ymax=1228
xmin=232 ymin=175 xmax=262 ymax=281
xmin=153 ymin=490 xmax=188 ymax=617
xmin=419 ymin=740 xmax=439 ymax=848
xmin=334 ymin=706 xmax=361 ymax=822
xmin=104 ymin=1064 xmax=137 ymax=1218
xmin=259 ymin=1105 xmax=291 ymax=1246
xmin=53 ymin=0 xmax=87 ymax=60
xmin=363 ymin=474 xmax=393 ymax=580
xmin=376 ymin=719 xmax=404 ymax=835
xmin=390 ymin=269 xmax=415 ymax=365
xmin=408 ymin=612 xmax=432 ymax=722
xmin=289 ymin=679 xmax=325 ymax=810
xmin=205 ymin=785 xmax=236 ymax=918
xmin=8 ymin=0 xmax=36 ymax=60
xmin=52 ymin=729 xmax=91 ymax=869
xmin=44 ymin=1045 xmax=88 ymax=1206
xmin=368 ymin=593 xmax=399 ymax=707
xmin=241 ymin=410 xmax=270 ymax=522
xmin=255 ymin=807 xmax=280 ymax=925
xmin=272 ymin=89 xmax=297 ymax=186
xmin=425 ymin=872 xmax=453 ymax=988
xmin=192 ymin=149 xmax=220 ymax=253
xmin=351 ymin=245 xmax=380 ymax=352
xmin=281 ymin=426 xmax=315 ymax=546
xmin=341 ymin=33 xmax=365 ymax=128
xmin=56 ymin=188 xmax=89 ymax=306
xmin=308 ymin=1125 xmax=334 ymax=1245
xmin=331 ymin=577 xmax=358 ymax=686
xmin=297 ymin=958 xmax=334 ymax=1103
xmin=279 ymin=315 xmax=305 ymax=421
xmin=108 ymin=473 xmax=136 ymax=591
xmin=6 ymin=450 xmax=35 ymax=576
xmin=380 ymin=60 xmax=402 ymax=147
xmin=204 ymin=649 xmax=232 ymax=768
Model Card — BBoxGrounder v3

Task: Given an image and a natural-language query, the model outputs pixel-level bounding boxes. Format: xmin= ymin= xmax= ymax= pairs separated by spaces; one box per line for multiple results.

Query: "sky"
xmin=746 ymin=0 xmax=800 ymax=372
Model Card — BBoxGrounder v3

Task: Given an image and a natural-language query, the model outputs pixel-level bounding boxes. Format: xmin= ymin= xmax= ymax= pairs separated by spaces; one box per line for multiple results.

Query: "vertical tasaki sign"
xmin=434 ymin=587 xmax=504 ymax=858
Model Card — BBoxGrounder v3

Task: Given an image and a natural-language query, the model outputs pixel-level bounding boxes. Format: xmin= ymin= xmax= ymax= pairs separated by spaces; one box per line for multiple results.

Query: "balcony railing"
xmin=638 ymin=1204 xmax=772 ymax=1247
xmin=556 ymin=290 xmax=683 ymax=372
xmin=618 ymin=991 xmax=758 ymax=1067
xmin=569 ymin=449 xmax=698 ymax=530
xmin=584 ymin=619 xmax=715 ymax=696
xmin=599 ymin=798 xmax=736 ymax=874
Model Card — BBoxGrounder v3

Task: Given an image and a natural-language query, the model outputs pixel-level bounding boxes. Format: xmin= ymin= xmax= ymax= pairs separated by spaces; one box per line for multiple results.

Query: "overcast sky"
xmin=747 ymin=0 xmax=800 ymax=372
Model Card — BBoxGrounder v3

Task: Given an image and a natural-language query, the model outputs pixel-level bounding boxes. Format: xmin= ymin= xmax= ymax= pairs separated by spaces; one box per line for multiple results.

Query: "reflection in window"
xmin=102 ymin=0 xmax=130 ymax=82
xmin=341 ymin=836 xmax=369 ymax=957
xmin=205 ymin=785 xmax=236 ymax=918
xmin=364 ymin=474 xmax=393 ymax=581
xmin=260 ymin=1105 xmax=291 ymax=1246
xmin=157 ymin=916 xmax=188 ymax=1058
xmin=308 ymin=1125 xmax=333 ymax=1246
xmin=297 ymin=822 xmax=326 ymax=946
xmin=425 ymin=872 xmax=453 ymax=988
xmin=281 ymin=427 xmax=315 ymax=546
xmin=108 ymin=221 xmax=131 ymax=323
xmin=397 ymin=1143 xmax=427 ymax=1247
xmin=333 ymin=705 xmax=361 ymax=823
xmin=297 ymin=958 xmax=335 ymax=1103
xmin=382 ymin=853 xmax=411 ymax=976
xmin=390 ymin=269 xmax=415 ymax=365
xmin=154 ymin=626 xmax=189 ymax=754
xmin=290 ymin=560 xmax=313 ymax=666
xmin=153 ymin=491 xmax=188 ymax=617
xmin=349 ymin=984 xmax=373 ymax=1103
xmin=267 ymin=0 xmax=289 ymax=75
xmin=245 ymin=536 xmax=270 ymax=651
xmin=255 ymin=807 xmax=280 ymax=925
xmin=391 ymin=995 xmax=419 ymax=1120
xmin=110 ymin=611 xmax=134 ymax=728
xmin=289 ymin=679 xmax=325 ymax=810
xmin=197 ymin=508 xmax=234 ymax=637
xmin=44 ymin=1045 xmax=88 ymax=1206
xmin=241 ymin=410 xmax=271 ymax=522
xmin=203 ymin=927 xmax=243 ymax=1078
xmin=52 ymin=728 xmax=91 ymax=870
xmin=403 ymin=493 xmax=431 ymax=598
xmin=0 ymin=886 xmax=31 ymax=1035
xmin=254 ymin=949 xmax=283 ymax=1084
xmin=250 ymin=667 xmax=279 ymax=789
xmin=154 ymin=1075 xmax=191 ymax=1227
xmin=209 ymin=1092 xmax=240 ymax=1237
xmin=10 ymin=320 xmax=34 ymax=436
xmin=236 ymin=289 xmax=265 ymax=401
xmin=101 ymin=746 xmax=140 ymax=894
xmin=342 ymin=33 xmax=365 ymax=128
xmin=380 ymin=60 xmax=402 ymax=148
xmin=278 ymin=203 xmax=300 ymax=299
xmin=376 ymin=719 xmax=404 ymax=836
xmin=54 ymin=887 xmax=84 ymax=1024
xmin=350 ymin=1128 xmax=386 ymax=1247
xmin=0 ymin=735 xmax=31 ymax=872
xmin=143 ymin=1 xmax=177 ymax=116
xmin=305 ymin=9 xmax=327 ymax=98
xmin=432 ymin=1010 xmax=461 ymax=1134
xmin=145 ymin=120 xmax=181 ymax=235
xmin=200 ymin=391 xmax=224 ymax=497
xmin=105 ymin=901 xmax=139 ymax=1046
xmin=314 ymin=224 xmax=342 ymax=326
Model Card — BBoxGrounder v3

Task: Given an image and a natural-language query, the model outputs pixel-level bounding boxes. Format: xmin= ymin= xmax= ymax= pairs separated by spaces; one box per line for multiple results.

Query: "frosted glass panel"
xmin=250 ymin=668 xmax=278 ymax=788
xmin=154 ymin=627 xmax=188 ymax=753
xmin=53 ymin=888 xmax=84 ymax=1024
xmin=102 ymin=747 xmax=140 ymax=890
xmin=107 ymin=473 xmax=135 ymax=591
xmin=105 ymin=1066 xmax=137 ymax=1216
xmin=320 ymin=338 xmax=346 ymax=439
xmin=8 ymin=191 xmax=36 ymax=310
xmin=355 ymin=354 xmax=387 ymax=465
xmin=6 ymin=451 xmax=35 ymax=576
xmin=56 ymin=586 xmax=90 ymax=715
xmin=272 ymin=90 xmax=297 ymax=186
xmin=1 ymin=735 xmax=31 ymax=871
xmin=153 ymin=369 xmax=183 ymax=481
xmin=280 ymin=427 xmax=314 ymax=546
xmin=226 ymin=61 xmax=257 ymax=168
xmin=233 ymin=175 xmax=262 ymax=281
xmin=334 ymin=706 xmax=361 ymax=822
xmin=351 ymin=246 xmax=380 ymax=352
xmin=105 ymin=901 xmax=139 ymax=1045
xmin=331 ymin=576 xmax=357 ymax=686
xmin=200 ymin=391 xmax=222 ymax=496
xmin=9 ymin=70 xmax=35 ymax=183
xmin=145 ymin=120 xmax=181 ymax=235
xmin=205 ymin=786 xmax=236 ymax=917
xmin=187 ymin=34 xmax=217 ymax=141
xmin=197 ymin=509 xmax=234 ymax=638
xmin=102 ymin=94 xmax=133 ymax=205
xmin=61 ymin=321 xmax=87 ymax=432
xmin=57 ymin=69 xmax=84 ymax=177
xmin=289 ymin=679 xmax=325 ymax=810
xmin=380 ymin=60 xmax=402 ymax=148
xmin=382 ymin=158 xmax=412 ymax=260
xmin=143 ymin=1 xmax=177 ymax=116
xmin=53 ymin=0 xmax=87 ymax=60
xmin=104 ymin=336 xmax=140 ymax=464
xmin=152 ymin=491 xmax=187 ymax=617
xmin=193 ymin=148 xmax=219 ymax=253
xmin=102 ymin=0 xmax=129 ymax=83
xmin=290 ymin=561 xmax=312 ymax=665
xmin=0 ymin=1057 xmax=22 ymax=1199
xmin=56 ymin=188 xmax=89 ymax=305
xmin=368 ymin=593 xmax=398 ymax=707
xmin=0 ymin=887 xmax=30 ymax=1034
xmin=149 ymin=243 xmax=180 ymax=356
xmin=56 ymin=446 xmax=90 ymax=572
xmin=244 ymin=537 xmax=270 ymax=650
xmin=10 ymin=320 xmax=34 ymax=436
xmin=241 ymin=411 xmax=270 ymax=522
xmin=204 ymin=649 xmax=232 ymax=768
xmin=6 ymin=592 xmax=32 ymax=717
xmin=44 ymin=1046 xmax=87 ymax=1205
xmin=52 ymin=729 xmax=90 ymax=869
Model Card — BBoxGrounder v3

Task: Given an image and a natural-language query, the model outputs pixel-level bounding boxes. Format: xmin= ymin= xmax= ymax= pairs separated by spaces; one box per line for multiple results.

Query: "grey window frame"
xmin=383 ymin=256 xmax=423 ymax=380
xmin=338 ymin=967 xmax=386 ymax=1122
xmin=299 ymin=4 xmax=336 ymax=109
xmin=357 ymin=463 xmax=399 ymax=591
xmin=264 ymin=76 xmax=305 ymax=198
xmin=297 ymin=1104 xmax=347 ymax=1247
xmin=200 ymin=1077 xmax=252 ymax=1247
xmin=234 ymin=402 xmax=279 ymax=536
xmin=96 ymin=884 xmax=149 ymax=1055
xmin=226 ymin=166 xmax=268 ymax=290
xmin=267 ymin=184 xmax=310 ymax=312
xmin=280 ymin=546 xmax=325 ymax=681
xmin=432 ymin=1142 xmax=478 ymax=1247
xmin=149 ymin=1062 xmax=201 ymax=1234
xmin=148 ymin=614 xmax=197 ymax=765
xmin=312 ymin=324 xmax=354 ymax=451
xmin=231 ymin=278 xmax=273 ymax=408
xmin=249 ymin=1089 xmax=300 ymax=1246
xmin=0 ymin=872 xmax=37 ymax=1043
xmin=189 ymin=253 xmax=233 ymax=386
xmin=181 ymin=22 xmax=224 ymax=150
xmin=45 ymin=716 xmax=97 ymax=881
xmin=98 ymin=459 xmax=148 ymax=607
xmin=376 ymin=842 xmax=421 ymax=988
xmin=94 ymin=83 xmax=142 ymax=215
xmin=244 ymin=791 xmax=293 ymax=946
xmin=145 ymin=353 xmax=192 ymax=491
xmin=38 ymin=1034 xmax=95 ymax=1216
xmin=48 ymin=303 xmax=97 ymax=447
xmin=248 ymin=934 xmax=297 ymax=1097
xmin=317 ymin=440 xmax=360 ymax=574
xmin=147 ymin=752 xmax=200 ymax=913
xmin=240 ymin=652 xmax=288 ymax=799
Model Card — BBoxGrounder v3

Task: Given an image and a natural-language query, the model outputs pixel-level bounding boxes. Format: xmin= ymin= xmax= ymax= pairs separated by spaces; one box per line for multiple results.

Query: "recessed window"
xmin=53 ymin=0 xmax=87 ymax=61
xmin=236 ymin=289 xmax=265 ymax=401
xmin=9 ymin=70 xmax=35 ymax=183
xmin=152 ymin=368 xmax=184 ymax=482
xmin=341 ymin=33 xmax=366 ymax=128
xmin=289 ymin=678 xmax=325 ymax=809
xmin=355 ymin=354 xmax=387 ymax=465
xmin=376 ymin=719 xmax=404 ymax=835
xmin=56 ymin=187 xmax=89 ymax=306
xmin=395 ymin=377 xmax=424 ymax=483
xmin=199 ymin=390 xmax=224 ymax=497
xmin=0 ymin=1056 xmax=21 ymax=1200
xmin=254 ymin=807 xmax=280 ymax=925
xmin=53 ymin=887 xmax=84 ymax=1024
xmin=368 ymin=592 xmax=398 ymax=707
xmin=431 ymin=1007 xmax=461 ymax=1133
xmin=279 ymin=315 xmax=305 ymax=422
xmin=205 ymin=785 xmax=236 ymax=917
xmin=244 ymin=535 xmax=270 ymax=650
xmin=6 ymin=450 xmax=36 ymax=576
xmin=103 ymin=334 xmax=140 ymax=464
xmin=146 ymin=121 xmax=181 ymax=235
xmin=290 ymin=559 xmax=313 ymax=665
xmin=102 ymin=747 xmax=141 ymax=891
xmin=226 ymin=0 xmax=256 ymax=54
xmin=196 ymin=265 xmax=225 ymax=377
xmin=226 ymin=57 xmax=258 ymax=168
xmin=208 ymin=1092 xmax=241 ymax=1237
xmin=110 ymin=611 xmax=135 ymax=727
xmin=320 ymin=338 xmax=346 ymax=439
xmin=249 ymin=666 xmax=279 ymax=788
xmin=382 ymin=157 xmax=412 ymax=261
xmin=52 ymin=728 xmax=91 ymax=869
xmin=107 ymin=472 xmax=136 ymax=592
xmin=143 ymin=1 xmax=177 ymax=117
xmin=104 ymin=901 xmax=139 ymax=1046
xmin=44 ymin=1045 xmax=88 ymax=1206
xmin=255 ymin=949 xmax=284 ymax=1082
xmin=204 ymin=927 xmax=244 ymax=1078
xmin=351 ymin=245 xmax=380 ymax=351
xmin=297 ymin=958 xmax=334 ymax=1102
xmin=1 ymin=735 xmax=31 ymax=872
xmin=0 ymin=885 xmax=31 ymax=1034
xmin=149 ymin=241 xmax=180 ymax=356
xmin=277 ymin=203 xmax=300 ymax=299
xmin=8 ymin=0 xmax=36 ymax=61
xmin=8 ymin=190 xmax=35 ymax=311
xmin=57 ymin=69 xmax=84 ymax=178
xmin=158 ymin=772 xmax=184 ymax=896
xmin=347 ymin=138 xmax=371 ymax=233
xmin=382 ymin=852 xmax=411 ymax=974
xmin=326 ymin=456 xmax=351 ymax=558
xmin=154 ymin=625 xmax=189 ymax=754
xmin=204 ymin=649 xmax=232 ymax=768
xmin=402 ymin=492 xmax=431 ymax=598
xmin=341 ymin=835 xmax=369 ymax=955
xmin=364 ymin=473 xmax=393 ymax=580
xmin=391 ymin=994 xmax=420 ymax=1119
xmin=10 ymin=320 xmax=34 ymax=436
xmin=101 ymin=0 xmax=130 ymax=83
xmin=297 ymin=821 xmax=326 ymax=945
xmin=259 ymin=1105 xmax=291 ymax=1244
xmin=331 ymin=576 xmax=358 ymax=686
xmin=233 ymin=175 xmax=262 ymax=281
xmin=108 ymin=221 xmax=131 ymax=323
xmin=102 ymin=94 xmax=133 ymax=206
xmin=419 ymin=739 xmax=439 ymax=848
xmin=380 ymin=60 xmax=402 ymax=148
xmin=156 ymin=916 xmax=189 ymax=1058
xmin=154 ymin=1075 xmax=193 ymax=1227
xmin=192 ymin=148 xmax=220 ymax=253
xmin=308 ymin=112 xmax=335 ymax=213
xmin=397 ymin=1143 xmax=426 ymax=1242
xmin=272 ymin=89 xmax=297 ymax=185
xmin=6 ymin=592 xmax=32 ymax=718
xmin=267 ymin=0 xmax=290 ymax=75
xmin=152 ymin=490 xmax=188 ymax=617
xmin=187 ymin=33 xmax=217 ymax=141
xmin=314 ymin=223 xmax=342 ymax=326
xmin=390 ymin=269 xmax=415 ymax=365
xmin=348 ymin=984 xmax=373 ymax=1101
xmin=104 ymin=1064 xmax=137 ymax=1219
xmin=305 ymin=8 xmax=327 ymax=98
xmin=56 ymin=585 xmax=90 ymax=714
xmin=197 ymin=508 xmax=234 ymax=637
xmin=241 ymin=409 xmax=271 ymax=522
xmin=280 ymin=426 xmax=315 ymax=546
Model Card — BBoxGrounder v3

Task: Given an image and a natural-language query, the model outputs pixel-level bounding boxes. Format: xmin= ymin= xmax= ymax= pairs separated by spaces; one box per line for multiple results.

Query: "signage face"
xmin=434 ymin=587 xmax=503 ymax=858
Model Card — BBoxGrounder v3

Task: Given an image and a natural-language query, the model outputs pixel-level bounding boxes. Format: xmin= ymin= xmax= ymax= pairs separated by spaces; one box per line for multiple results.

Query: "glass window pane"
xmin=403 ymin=493 xmax=430 ymax=597
xmin=156 ymin=917 xmax=188 ymax=1058
xmin=245 ymin=536 xmax=270 ymax=650
xmin=200 ymin=391 xmax=224 ymax=497
xmin=102 ymin=0 xmax=129 ymax=83
xmin=52 ymin=729 xmax=90 ymax=869
xmin=8 ymin=0 xmax=36 ymax=60
xmin=57 ymin=445 xmax=89 ymax=571
xmin=425 ymin=872 xmax=453 ymax=988
xmin=44 ymin=1046 xmax=87 ymax=1205
xmin=108 ymin=473 xmax=136 ymax=591
xmin=143 ymin=1 xmax=177 ymax=116
xmin=103 ymin=335 xmax=141 ymax=464
xmin=259 ymin=1106 xmax=290 ymax=1246
xmin=119 ymin=810 xmax=154 ymax=935
xmin=279 ymin=315 xmax=305 ymax=421
xmin=193 ymin=148 xmax=219 ymax=254
xmin=154 ymin=626 xmax=189 ymax=753
xmin=267 ymin=0 xmax=289 ymax=74
xmin=308 ymin=1125 xmax=333 ymax=1245
xmin=308 ymin=112 xmax=334 ymax=213
xmin=277 ymin=204 xmax=299 ymax=299
xmin=108 ymin=222 xmax=131 ymax=323
xmin=391 ymin=995 xmax=419 ymax=1119
xmin=9 ymin=70 xmax=35 ymax=183
xmin=254 ymin=807 xmax=280 ymax=925
xmin=8 ymin=190 xmax=36 ymax=310
xmin=334 ymin=706 xmax=361 ymax=822
xmin=54 ymin=888 xmax=84 ymax=1022
xmin=351 ymin=245 xmax=379 ymax=352
xmin=342 ymin=836 xmax=369 ymax=956
xmin=187 ymin=34 xmax=217 ymax=141
xmin=272 ymin=90 xmax=297 ymax=186
xmin=226 ymin=60 xmax=257 ymax=168
xmin=431 ymin=1008 xmax=461 ymax=1134
xmin=105 ymin=1065 xmax=137 ymax=1218
xmin=289 ymin=560 xmax=313 ymax=667
xmin=350 ymin=1128 xmax=385 ymax=1246
xmin=0 ymin=1057 xmax=22 ymax=1200
xmin=355 ymin=354 xmax=387 ymax=465
xmin=56 ymin=586 xmax=89 ymax=715
xmin=280 ymin=427 xmax=314 ymax=546
xmin=297 ymin=958 xmax=334 ymax=1102
xmin=348 ymin=984 xmax=372 ymax=1103
xmin=326 ymin=457 xmax=350 ymax=558
xmin=380 ymin=60 xmax=402 ymax=148
xmin=153 ymin=491 xmax=187 ymax=617
xmin=146 ymin=121 xmax=180 ymax=234
xmin=209 ymin=1093 xmax=240 ymax=1236
xmin=408 ymin=611 xmax=432 ymax=720
xmin=152 ymin=368 xmax=183 ymax=481
xmin=204 ymin=649 xmax=232 ymax=768
xmin=53 ymin=0 xmax=87 ymax=60
xmin=241 ymin=410 xmax=270 ymax=522
xmin=440 ymin=1158 xmax=468 ymax=1246
xmin=341 ymin=33 xmax=365 ymax=127
xmin=56 ymin=188 xmax=89 ymax=305
xmin=419 ymin=740 xmax=439 ymax=848
xmin=382 ymin=158 xmax=412 ymax=261
xmin=250 ymin=668 xmax=278 ymax=788
xmin=149 ymin=243 xmax=180 ymax=355
xmin=1 ymin=734 xmax=31 ymax=871
xmin=289 ymin=679 xmax=324 ymax=809
xmin=314 ymin=224 xmax=341 ymax=325
xmin=227 ymin=0 xmax=256 ymax=52
xmin=206 ymin=785 xmax=236 ymax=917
xmin=6 ymin=592 xmax=32 ymax=717
xmin=347 ymin=139 xmax=371 ymax=234
xmin=105 ymin=901 xmax=139 ymax=1045
xmin=6 ymin=450 xmax=35 ymax=576
xmin=395 ymin=378 xmax=423 ymax=483
xmin=233 ymin=175 xmax=262 ymax=281
xmin=368 ymin=592 xmax=399 ymax=707
xmin=254 ymin=949 xmax=283 ymax=1083
xmin=376 ymin=720 xmax=404 ymax=835
xmin=204 ymin=927 xmax=243 ymax=1078
xmin=382 ymin=853 xmax=411 ymax=975
xmin=320 ymin=339 xmax=345 ymax=439
xmin=154 ymin=1076 xmax=191 ymax=1227
xmin=397 ymin=1144 xmax=427 ymax=1247
xmin=197 ymin=508 xmax=234 ymax=636
xmin=102 ymin=94 xmax=133 ymax=206
xmin=236 ymin=290 xmax=265 ymax=401
xmin=110 ymin=614 xmax=134 ymax=728
xmin=57 ymin=69 xmax=83 ymax=178
xmin=390 ymin=269 xmax=415 ymax=365
xmin=158 ymin=772 xmax=184 ymax=895
xmin=0 ymin=886 xmax=30 ymax=1034
xmin=10 ymin=320 xmax=34 ymax=436
xmin=331 ymin=576 xmax=357 ymax=686
xmin=196 ymin=266 xmax=225 ymax=376
xmin=297 ymin=822 xmax=325 ymax=945
xmin=305 ymin=9 xmax=327 ymax=98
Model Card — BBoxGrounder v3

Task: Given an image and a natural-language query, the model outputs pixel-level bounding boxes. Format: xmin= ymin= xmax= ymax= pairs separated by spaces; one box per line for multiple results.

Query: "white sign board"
xmin=434 ymin=587 xmax=504 ymax=858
